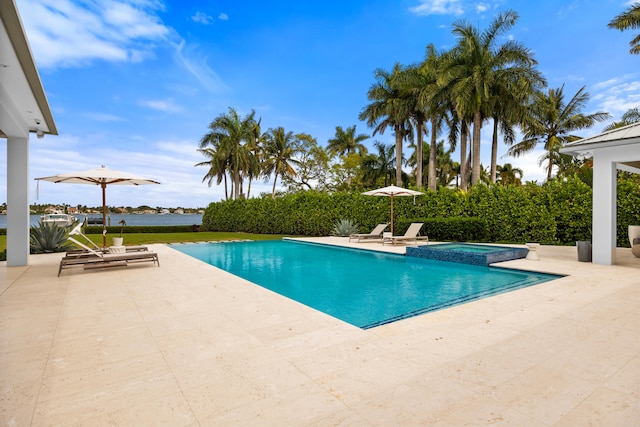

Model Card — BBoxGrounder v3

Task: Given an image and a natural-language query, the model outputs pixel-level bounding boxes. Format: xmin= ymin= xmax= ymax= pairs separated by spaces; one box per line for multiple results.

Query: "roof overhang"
xmin=559 ymin=123 xmax=640 ymax=173
xmin=0 ymin=0 xmax=57 ymax=139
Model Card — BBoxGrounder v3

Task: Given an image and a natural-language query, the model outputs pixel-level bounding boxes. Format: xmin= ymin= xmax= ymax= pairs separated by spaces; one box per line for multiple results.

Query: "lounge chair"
xmin=59 ymin=223 xmax=159 ymax=276
xmin=65 ymin=221 xmax=148 ymax=256
xmin=383 ymin=222 xmax=429 ymax=245
xmin=349 ymin=223 xmax=389 ymax=242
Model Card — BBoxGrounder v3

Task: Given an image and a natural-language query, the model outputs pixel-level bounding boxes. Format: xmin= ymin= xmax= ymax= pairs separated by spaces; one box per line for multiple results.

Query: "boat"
xmin=41 ymin=213 xmax=75 ymax=227
xmin=86 ymin=217 xmax=104 ymax=225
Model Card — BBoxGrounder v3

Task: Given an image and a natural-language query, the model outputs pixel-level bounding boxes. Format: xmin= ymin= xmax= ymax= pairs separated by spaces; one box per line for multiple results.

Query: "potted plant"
xmin=112 ymin=219 xmax=126 ymax=247
xmin=576 ymin=226 xmax=592 ymax=262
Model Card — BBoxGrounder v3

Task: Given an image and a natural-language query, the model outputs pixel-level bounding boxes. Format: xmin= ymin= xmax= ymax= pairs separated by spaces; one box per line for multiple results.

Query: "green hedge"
xmin=202 ymin=175 xmax=640 ymax=246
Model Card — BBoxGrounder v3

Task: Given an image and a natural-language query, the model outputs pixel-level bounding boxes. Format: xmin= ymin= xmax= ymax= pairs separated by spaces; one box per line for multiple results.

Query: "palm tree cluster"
xmin=196 ymin=107 xmax=301 ymax=200
xmin=358 ymin=9 xmax=613 ymax=191
xmin=197 ymin=9 xmax=629 ymax=198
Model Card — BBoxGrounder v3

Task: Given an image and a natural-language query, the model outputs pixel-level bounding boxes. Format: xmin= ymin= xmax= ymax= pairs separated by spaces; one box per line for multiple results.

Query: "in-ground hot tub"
xmin=406 ymin=242 xmax=529 ymax=266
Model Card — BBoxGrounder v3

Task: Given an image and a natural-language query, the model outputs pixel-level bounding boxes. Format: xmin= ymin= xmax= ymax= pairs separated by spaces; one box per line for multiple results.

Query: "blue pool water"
xmin=173 ymin=240 xmax=560 ymax=329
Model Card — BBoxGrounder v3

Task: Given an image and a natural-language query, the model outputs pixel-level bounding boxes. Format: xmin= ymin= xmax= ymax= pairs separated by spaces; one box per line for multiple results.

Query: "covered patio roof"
xmin=560 ymin=122 xmax=640 ymax=265
xmin=1 ymin=0 xmax=57 ymax=266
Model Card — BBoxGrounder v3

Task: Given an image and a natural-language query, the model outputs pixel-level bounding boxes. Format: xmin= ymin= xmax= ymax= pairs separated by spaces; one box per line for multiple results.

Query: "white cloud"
xmin=16 ymin=0 xmax=172 ymax=68
xmin=82 ymin=112 xmax=127 ymax=122
xmin=218 ymin=13 xmax=229 ymax=21
xmin=476 ymin=3 xmax=489 ymax=13
xmin=0 ymin=134 xmax=228 ymax=208
xmin=409 ymin=0 xmax=464 ymax=16
xmin=592 ymin=77 xmax=640 ymax=118
xmin=139 ymin=99 xmax=183 ymax=113
xmin=173 ymin=41 xmax=229 ymax=93
xmin=191 ymin=11 xmax=214 ymax=25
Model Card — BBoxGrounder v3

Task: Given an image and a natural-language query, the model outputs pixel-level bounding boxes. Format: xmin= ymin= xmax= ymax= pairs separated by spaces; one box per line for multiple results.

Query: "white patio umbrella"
xmin=362 ymin=185 xmax=423 ymax=234
xmin=36 ymin=166 xmax=160 ymax=248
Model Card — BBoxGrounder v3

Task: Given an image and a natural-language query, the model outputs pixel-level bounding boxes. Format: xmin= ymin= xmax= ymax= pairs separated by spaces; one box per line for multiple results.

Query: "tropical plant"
xmin=508 ymin=85 xmax=610 ymax=180
xmin=439 ymin=9 xmax=541 ymax=186
xmin=332 ymin=219 xmax=359 ymax=237
xmin=30 ymin=221 xmax=74 ymax=254
xmin=603 ymin=107 xmax=640 ymax=131
xmin=263 ymin=127 xmax=301 ymax=198
xmin=497 ymin=163 xmax=523 ymax=186
xmin=118 ymin=219 xmax=127 ymax=237
xmin=360 ymin=141 xmax=397 ymax=187
xmin=197 ymin=107 xmax=259 ymax=200
xmin=327 ymin=125 xmax=369 ymax=188
xmin=608 ymin=2 xmax=640 ymax=54
xmin=326 ymin=125 xmax=369 ymax=157
xmin=359 ymin=63 xmax=413 ymax=187
xmin=282 ymin=133 xmax=331 ymax=192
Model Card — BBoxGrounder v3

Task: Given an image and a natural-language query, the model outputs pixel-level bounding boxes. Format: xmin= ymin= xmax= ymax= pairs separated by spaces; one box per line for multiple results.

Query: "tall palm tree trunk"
xmin=460 ymin=120 xmax=468 ymax=191
xmin=394 ymin=126 xmax=403 ymax=186
xmin=271 ymin=172 xmax=278 ymax=199
xmin=428 ymin=116 xmax=438 ymax=191
xmin=471 ymin=110 xmax=482 ymax=185
xmin=416 ymin=120 xmax=424 ymax=189
xmin=490 ymin=118 xmax=499 ymax=183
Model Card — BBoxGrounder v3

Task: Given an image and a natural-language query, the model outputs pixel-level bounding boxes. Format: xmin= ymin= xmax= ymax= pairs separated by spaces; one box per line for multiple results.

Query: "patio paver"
xmin=1 ymin=240 xmax=638 ymax=426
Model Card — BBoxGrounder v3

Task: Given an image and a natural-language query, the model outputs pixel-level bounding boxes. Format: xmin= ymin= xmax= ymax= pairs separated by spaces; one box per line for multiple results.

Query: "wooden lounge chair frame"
xmin=382 ymin=222 xmax=429 ymax=245
xmin=349 ymin=223 xmax=389 ymax=242
xmin=59 ymin=225 xmax=160 ymax=276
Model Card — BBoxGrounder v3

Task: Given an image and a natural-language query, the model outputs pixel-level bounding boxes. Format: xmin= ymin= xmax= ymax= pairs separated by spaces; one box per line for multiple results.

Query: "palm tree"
xmin=326 ymin=125 xmax=369 ymax=157
xmin=359 ymin=63 xmax=413 ymax=187
xmin=245 ymin=117 xmax=267 ymax=198
xmin=361 ymin=141 xmax=396 ymax=187
xmin=496 ymin=163 xmax=523 ymax=185
xmin=263 ymin=127 xmax=301 ymax=198
xmin=603 ymin=107 xmax=640 ymax=131
xmin=508 ymin=85 xmax=611 ymax=180
xmin=195 ymin=144 xmax=230 ymax=199
xmin=199 ymin=107 xmax=256 ymax=199
xmin=608 ymin=2 xmax=640 ymax=54
xmin=439 ymin=10 xmax=540 ymax=186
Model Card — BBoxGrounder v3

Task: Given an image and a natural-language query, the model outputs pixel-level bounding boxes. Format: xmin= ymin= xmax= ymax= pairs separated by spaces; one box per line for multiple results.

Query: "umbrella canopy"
xmin=362 ymin=185 xmax=423 ymax=234
xmin=36 ymin=166 xmax=160 ymax=247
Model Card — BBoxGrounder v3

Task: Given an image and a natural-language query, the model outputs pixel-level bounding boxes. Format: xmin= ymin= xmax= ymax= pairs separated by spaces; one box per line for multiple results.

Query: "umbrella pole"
xmin=390 ymin=195 xmax=394 ymax=235
xmin=102 ymin=183 xmax=107 ymax=248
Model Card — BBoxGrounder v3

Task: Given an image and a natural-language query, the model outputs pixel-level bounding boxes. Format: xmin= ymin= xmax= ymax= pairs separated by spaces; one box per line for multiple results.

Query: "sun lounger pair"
xmin=58 ymin=223 xmax=159 ymax=276
xmin=383 ymin=222 xmax=429 ymax=245
xmin=349 ymin=223 xmax=389 ymax=242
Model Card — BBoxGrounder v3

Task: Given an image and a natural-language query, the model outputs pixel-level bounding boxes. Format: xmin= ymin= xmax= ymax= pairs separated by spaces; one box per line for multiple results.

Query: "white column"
xmin=6 ymin=135 xmax=30 ymax=266
xmin=591 ymin=151 xmax=616 ymax=265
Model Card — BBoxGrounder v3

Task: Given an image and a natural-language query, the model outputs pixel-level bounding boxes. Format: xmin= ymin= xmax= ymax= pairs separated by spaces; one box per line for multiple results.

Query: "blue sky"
xmin=3 ymin=0 xmax=639 ymax=208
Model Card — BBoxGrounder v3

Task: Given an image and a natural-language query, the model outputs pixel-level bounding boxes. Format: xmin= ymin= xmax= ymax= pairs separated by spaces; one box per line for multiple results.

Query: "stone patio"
xmin=1 ymin=240 xmax=638 ymax=426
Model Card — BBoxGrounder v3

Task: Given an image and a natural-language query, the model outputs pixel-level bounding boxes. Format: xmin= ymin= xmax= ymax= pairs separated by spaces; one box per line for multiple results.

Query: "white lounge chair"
xmin=65 ymin=221 xmax=147 ymax=256
xmin=59 ymin=223 xmax=159 ymax=276
xmin=383 ymin=222 xmax=429 ymax=245
xmin=349 ymin=223 xmax=389 ymax=242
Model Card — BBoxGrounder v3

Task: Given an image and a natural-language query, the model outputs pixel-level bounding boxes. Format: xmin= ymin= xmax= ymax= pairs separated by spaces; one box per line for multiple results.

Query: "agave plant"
xmin=30 ymin=221 xmax=74 ymax=254
xmin=332 ymin=219 xmax=359 ymax=237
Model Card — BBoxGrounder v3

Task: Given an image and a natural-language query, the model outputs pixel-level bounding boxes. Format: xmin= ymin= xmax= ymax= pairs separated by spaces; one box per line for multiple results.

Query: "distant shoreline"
xmin=0 ymin=213 xmax=203 ymax=228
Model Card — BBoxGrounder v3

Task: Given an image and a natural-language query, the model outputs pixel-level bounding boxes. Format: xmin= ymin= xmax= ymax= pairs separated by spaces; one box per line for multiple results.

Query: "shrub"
xmin=200 ymin=177 xmax=640 ymax=245
xmin=332 ymin=219 xmax=359 ymax=236
xmin=30 ymin=221 xmax=74 ymax=254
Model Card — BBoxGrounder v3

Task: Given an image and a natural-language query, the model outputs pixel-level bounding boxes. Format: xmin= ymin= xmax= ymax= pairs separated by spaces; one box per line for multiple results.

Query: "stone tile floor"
xmin=1 ymin=240 xmax=638 ymax=426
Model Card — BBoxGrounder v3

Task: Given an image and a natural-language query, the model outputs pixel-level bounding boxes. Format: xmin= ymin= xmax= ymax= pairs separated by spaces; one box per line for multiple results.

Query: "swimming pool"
xmin=173 ymin=240 xmax=561 ymax=329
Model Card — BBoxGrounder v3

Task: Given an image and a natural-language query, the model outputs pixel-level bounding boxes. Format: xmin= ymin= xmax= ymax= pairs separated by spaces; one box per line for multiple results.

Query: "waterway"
xmin=0 ymin=213 xmax=203 ymax=228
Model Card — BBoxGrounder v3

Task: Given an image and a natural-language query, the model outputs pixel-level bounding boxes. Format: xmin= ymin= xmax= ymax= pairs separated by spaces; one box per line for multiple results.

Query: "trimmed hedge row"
xmin=202 ymin=176 xmax=640 ymax=246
